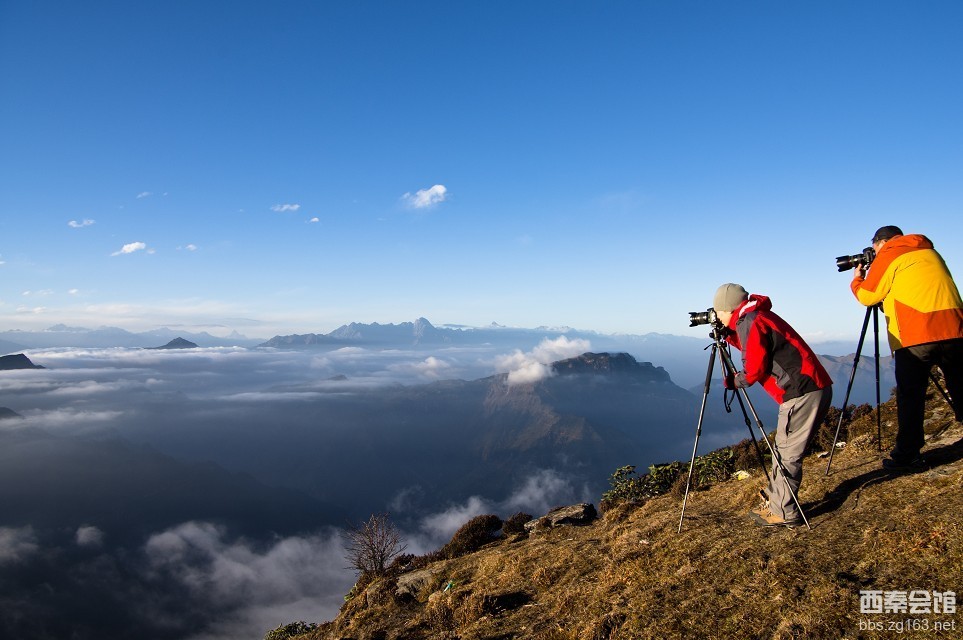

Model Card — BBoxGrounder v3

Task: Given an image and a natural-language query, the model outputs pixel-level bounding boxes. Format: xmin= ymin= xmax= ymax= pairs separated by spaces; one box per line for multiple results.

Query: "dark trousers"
xmin=892 ymin=337 xmax=963 ymax=460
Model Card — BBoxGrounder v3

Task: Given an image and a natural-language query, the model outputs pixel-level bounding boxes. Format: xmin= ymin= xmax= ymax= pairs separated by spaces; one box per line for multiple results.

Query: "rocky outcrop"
xmin=395 ymin=567 xmax=444 ymax=600
xmin=0 ymin=354 xmax=44 ymax=370
xmin=552 ymin=352 xmax=670 ymax=382
xmin=524 ymin=503 xmax=598 ymax=532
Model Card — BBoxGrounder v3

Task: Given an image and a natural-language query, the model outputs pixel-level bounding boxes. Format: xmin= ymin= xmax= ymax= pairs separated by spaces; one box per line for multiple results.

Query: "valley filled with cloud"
xmin=0 ymin=329 xmax=894 ymax=639
xmin=0 ymin=338 xmax=710 ymax=638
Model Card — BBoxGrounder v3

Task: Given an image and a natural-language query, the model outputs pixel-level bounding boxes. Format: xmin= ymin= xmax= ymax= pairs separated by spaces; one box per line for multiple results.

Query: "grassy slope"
xmin=303 ymin=387 xmax=962 ymax=640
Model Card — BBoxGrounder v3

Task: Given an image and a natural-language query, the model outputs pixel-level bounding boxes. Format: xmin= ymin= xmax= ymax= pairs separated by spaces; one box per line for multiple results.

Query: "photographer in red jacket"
xmin=713 ymin=283 xmax=834 ymax=528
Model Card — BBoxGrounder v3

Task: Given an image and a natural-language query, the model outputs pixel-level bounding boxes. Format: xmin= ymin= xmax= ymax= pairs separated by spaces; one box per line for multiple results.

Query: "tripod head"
xmin=707 ymin=322 xmax=730 ymax=343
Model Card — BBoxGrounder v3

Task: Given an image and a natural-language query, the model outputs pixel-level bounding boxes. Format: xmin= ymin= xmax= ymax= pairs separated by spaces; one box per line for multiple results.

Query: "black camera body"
xmin=836 ymin=247 xmax=876 ymax=272
xmin=689 ymin=308 xmax=721 ymax=328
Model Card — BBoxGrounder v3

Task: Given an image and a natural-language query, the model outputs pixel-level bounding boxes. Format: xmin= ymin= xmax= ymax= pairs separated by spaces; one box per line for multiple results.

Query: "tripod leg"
xmin=678 ymin=344 xmax=717 ymax=533
xmin=874 ymin=305 xmax=882 ymax=451
xmin=930 ymin=371 xmax=956 ymax=415
xmin=826 ymin=305 xmax=873 ymax=475
xmin=729 ymin=380 xmax=771 ymax=474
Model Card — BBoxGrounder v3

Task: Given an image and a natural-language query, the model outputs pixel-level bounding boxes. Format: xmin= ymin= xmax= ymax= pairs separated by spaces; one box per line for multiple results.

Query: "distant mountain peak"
xmin=323 ymin=318 xmax=446 ymax=346
xmin=552 ymin=352 xmax=670 ymax=382
xmin=147 ymin=337 xmax=199 ymax=350
xmin=46 ymin=324 xmax=87 ymax=332
xmin=0 ymin=354 xmax=44 ymax=370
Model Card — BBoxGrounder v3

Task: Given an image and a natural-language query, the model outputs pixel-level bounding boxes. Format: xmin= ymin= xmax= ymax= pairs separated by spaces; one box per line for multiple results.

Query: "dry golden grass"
xmin=305 ymin=387 xmax=963 ymax=640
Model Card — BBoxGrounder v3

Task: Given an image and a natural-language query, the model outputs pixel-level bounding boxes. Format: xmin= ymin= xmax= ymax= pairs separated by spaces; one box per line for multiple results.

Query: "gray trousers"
xmin=767 ymin=386 xmax=833 ymax=519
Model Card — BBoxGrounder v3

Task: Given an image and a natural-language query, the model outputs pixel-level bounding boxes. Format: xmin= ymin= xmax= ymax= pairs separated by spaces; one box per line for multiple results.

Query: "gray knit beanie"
xmin=713 ymin=283 xmax=749 ymax=313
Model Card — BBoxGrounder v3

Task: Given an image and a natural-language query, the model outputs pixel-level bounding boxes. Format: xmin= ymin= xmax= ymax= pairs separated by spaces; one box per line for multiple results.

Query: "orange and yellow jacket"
xmin=851 ymin=234 xmax=963 ymax=351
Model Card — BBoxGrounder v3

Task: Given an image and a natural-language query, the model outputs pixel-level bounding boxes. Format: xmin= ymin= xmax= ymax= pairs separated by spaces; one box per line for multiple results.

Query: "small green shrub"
xmin=264 ymin=620 xmax=317 ymax=640
xmin=602 ymin=449 xmax=738 ymax=508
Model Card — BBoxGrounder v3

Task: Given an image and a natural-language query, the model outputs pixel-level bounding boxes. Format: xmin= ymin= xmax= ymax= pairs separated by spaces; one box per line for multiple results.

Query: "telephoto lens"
xmin=688 ymin=308 xmax=718 ymax=327
xmin=835 ymin=247 xmax=876 ymax=272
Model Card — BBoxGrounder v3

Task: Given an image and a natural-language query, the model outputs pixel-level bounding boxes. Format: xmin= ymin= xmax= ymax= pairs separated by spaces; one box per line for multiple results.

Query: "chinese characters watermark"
xmin=860 ymin=591 xmax=957 ymax=615
xmin=859 ymin=590 xmax=957 ymax=634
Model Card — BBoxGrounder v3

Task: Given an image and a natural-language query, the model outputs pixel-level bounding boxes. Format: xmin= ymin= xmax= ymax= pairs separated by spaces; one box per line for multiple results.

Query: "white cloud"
xmin=0 ymin=526 xmax=39 ymax=565
xmin=144 ymin=521 xmax=353 ymax=637
xmin=271 ymin=204 xmax=301 ymax=212
xmin=111 ymin=242 xmax=148 ymax=256
xmin=137 ymin=191 xmax=153 ymax=199
xmin=15 ymin=305 xmax=46 ymax=315
xmin=501 ymin=469 xmax=585 ymax=516
xmin=402 ymin=184 xmax=448 ymax=209
xmin=417 ymin=496 xmax=492 ymax=546
xmin=387 ymin=355 xmax=453 ymax=380
xmin=409 ymin=469 xmax=587 ymax=551
xmin=506 ymin=361 xmax=553 ymax=385
xmin=46 ymin=379 xmax=144 ymax=397
xmin=69 ymin=219 xmax=96 ymax=228
xmin=308 ymin=217 xmax=319 ymax=223
xmin=76 ymin=525 xmax=105 ymax=548
xmin=181 ymin=244 xmax=198 ymax=251
xmin=494 ymin=335 xmax=592 ymax=385
xmin=13 ymin=409 xmax=126 ymax=431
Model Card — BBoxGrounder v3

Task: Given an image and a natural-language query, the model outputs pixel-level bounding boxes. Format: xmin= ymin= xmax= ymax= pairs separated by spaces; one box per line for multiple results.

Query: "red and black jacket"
xmin=725 ymin=295 xmax=832 ymax=403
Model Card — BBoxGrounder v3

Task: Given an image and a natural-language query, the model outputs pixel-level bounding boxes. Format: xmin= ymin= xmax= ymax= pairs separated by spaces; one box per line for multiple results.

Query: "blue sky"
xmin=2 ymin=1 xmax=961 ymax=342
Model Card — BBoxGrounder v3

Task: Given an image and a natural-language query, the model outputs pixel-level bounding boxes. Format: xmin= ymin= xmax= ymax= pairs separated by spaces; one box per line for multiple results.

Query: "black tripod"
xmin=678 ymin=325 xmax=811 ymax=533
xmin=825 ymin=304 xmax=957 ymax=474
xmin=825 ymin=305 xmax=883 ymax=475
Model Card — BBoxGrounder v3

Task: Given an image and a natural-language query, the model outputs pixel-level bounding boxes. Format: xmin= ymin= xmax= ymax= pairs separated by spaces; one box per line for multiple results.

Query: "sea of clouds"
xmin=0 ymin=339 xmax=602 ymax=639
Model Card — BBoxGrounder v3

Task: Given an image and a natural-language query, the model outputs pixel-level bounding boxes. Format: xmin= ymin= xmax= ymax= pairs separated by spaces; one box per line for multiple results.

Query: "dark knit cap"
xmin=872 ymin=225 xmax=903 ymax=243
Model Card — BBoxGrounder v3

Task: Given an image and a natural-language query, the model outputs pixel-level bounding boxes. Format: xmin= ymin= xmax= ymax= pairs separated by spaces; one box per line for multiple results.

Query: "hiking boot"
xmin=750 ymin=502 xmax=770 ymax=518
xmin=882 ymin=455 xmax=926 ymax=472
xmin=749 ymin=506 xmax=803 ymax=529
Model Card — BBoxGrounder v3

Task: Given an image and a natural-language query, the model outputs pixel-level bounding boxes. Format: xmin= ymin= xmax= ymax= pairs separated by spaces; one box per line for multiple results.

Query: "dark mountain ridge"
xmin=552 ymin=351 xmax=670 ymax=381
xmin=0 ymin=353 xmax=44 ymax=370
xmin=147 ymin=337 xmax=199 ymax=350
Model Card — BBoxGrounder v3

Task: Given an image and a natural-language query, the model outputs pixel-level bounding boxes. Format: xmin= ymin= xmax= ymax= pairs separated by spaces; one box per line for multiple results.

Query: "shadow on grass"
xmin=804 ymin=434 xmax=963 ymax=520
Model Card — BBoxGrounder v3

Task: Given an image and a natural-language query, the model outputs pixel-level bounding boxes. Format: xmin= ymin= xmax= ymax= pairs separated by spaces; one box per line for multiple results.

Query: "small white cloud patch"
xmin=76 ymin=525 xmax=105 ymax=547
xmin=111 ymin=242 xmax=148 ymax=256
xmin=495 ymin=336 xmax=592 ymax=385
xmin=0 ymin=527 xmax=39 ymax=565
xmin=403 ymin=184 xmax=448 ymax=209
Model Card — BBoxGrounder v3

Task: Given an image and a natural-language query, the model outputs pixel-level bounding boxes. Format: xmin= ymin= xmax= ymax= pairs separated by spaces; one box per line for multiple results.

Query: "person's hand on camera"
xmin=854 ymin=264 xmax=866 ymax=279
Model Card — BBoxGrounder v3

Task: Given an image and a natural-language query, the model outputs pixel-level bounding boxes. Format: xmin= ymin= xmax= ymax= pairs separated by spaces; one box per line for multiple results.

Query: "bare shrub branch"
xmin=342 ymin=513 xmax=408 ymax=575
